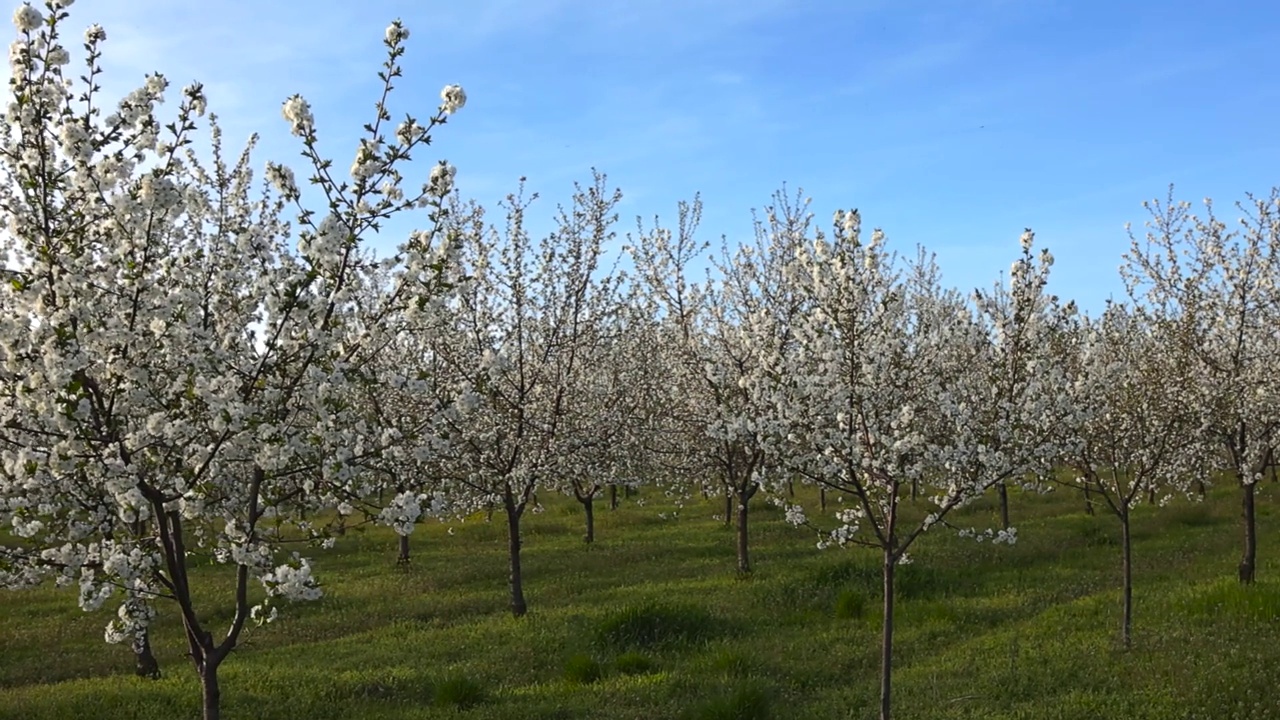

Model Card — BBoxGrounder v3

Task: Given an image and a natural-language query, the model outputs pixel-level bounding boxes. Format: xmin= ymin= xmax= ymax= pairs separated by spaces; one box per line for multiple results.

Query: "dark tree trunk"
xmin=200 ymin=663 xmax=222 ymax=720
xmin=582 ymin=495 xmax=595 ymax=543
xmin=1120 ymin=509 xmax=1133 ymax=649
xmin=397 ymin=534 xmax=411 ymax=566
xmin=1195 ymin=478 xmax=1207 ymax=498
xmin=609 ymin=484 xmax=618 ymax=510
xmin=1083 ymin=484 xmax=1095 ymax=516
xmin=819 ymin=487 xmax=827 ymax=513
xmin=134 ymin=630 xmax=160 ymax=679
xmin=735 ymin=490 xmax=751 ymax=575
xmin=879 ymin=548 xmax=896 ymax=720
xmin=723 ymin=490 xmax=732 ymax=527
xmin=1147 ymin=486 xmax=1156 ymax=506
xmin=787 ymin=479 xmax=795 ymax=497
xmin=910 ymin=478 xmax=918 ymax=502
xmin=1240 ymin=482 xmax=1258 ymax=584
xmin=504 ymin=494 xmax=528 ymax=616
xmin=997 ymin=482 xmax=1010 ymax=530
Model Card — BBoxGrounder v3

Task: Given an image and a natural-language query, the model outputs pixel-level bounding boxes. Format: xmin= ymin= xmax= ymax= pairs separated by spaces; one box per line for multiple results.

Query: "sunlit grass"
xmin=1 ymin=483 xmax=1277 ymax=719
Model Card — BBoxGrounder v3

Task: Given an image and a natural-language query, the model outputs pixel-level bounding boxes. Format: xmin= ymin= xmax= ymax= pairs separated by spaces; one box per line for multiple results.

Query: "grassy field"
xmin=1 ymin=484 xmax=1278 ymax=719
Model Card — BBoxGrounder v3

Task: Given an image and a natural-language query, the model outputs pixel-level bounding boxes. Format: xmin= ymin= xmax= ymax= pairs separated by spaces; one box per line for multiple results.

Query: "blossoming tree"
xmin=1052 ymin=301 xmax=1198 ymax=647
xmin=629 ymin=190 xmax=811 ymax=574
xmin=765 ymin=214 xmax=1064 ymax=720
xmin=428 ymin=172 xmax=627 ymax=616
xmin=0 ymin=4 xmax=464 ymax=718
xmin=1122 ymin=188 xmax=1280 ymax=583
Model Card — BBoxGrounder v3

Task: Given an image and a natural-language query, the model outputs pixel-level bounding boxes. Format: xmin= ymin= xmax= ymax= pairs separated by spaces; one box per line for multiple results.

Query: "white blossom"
xmin=12 ymin=4 xmax=41 ymax=33
xmin=440 ymin=84 xmax=466 ymax=114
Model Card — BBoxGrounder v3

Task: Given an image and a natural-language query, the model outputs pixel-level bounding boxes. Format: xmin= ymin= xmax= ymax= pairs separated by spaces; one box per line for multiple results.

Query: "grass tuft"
xmin=682 ymin=681 xmax=772 ymax=720
xmin=834 ymin=589 xmax=865 ymax=620
xmin=1184 ymin=579 xmax=1280 ymax=621
xmin=433 ymin=674 xmax=487 ymax=709
xmin=594 ymin=602 xmax=719 ymax=651
xmin=613 ymin=651 xmax=655 ymax=675
xmin=562 ymin=653 xmax=602 ymax=684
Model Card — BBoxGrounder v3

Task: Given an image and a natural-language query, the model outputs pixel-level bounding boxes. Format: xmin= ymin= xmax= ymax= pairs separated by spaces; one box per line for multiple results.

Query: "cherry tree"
xmin=765 ymin=214 xmax=1063 ymax=720
xmin=429 ymin=172 xmax=627 ymax=616
xmin=549 ymin=300 xmax=657 ymax=543
xmin=1122 ymin=187 xmax=1280 ymax=583
xmin=0 ymin=5 xmax=464 ymax=718
xmin=320 ymin=270 xmax=467 ymax=566
xmin=629 ymin=189 xmax=810 ymax=574
xmin=1053 ymin=302 xmax=1198 ymax=647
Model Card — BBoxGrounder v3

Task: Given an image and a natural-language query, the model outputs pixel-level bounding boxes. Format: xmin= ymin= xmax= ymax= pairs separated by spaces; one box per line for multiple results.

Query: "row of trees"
xmin=1 ymin=3 xmax=1277 ymax=719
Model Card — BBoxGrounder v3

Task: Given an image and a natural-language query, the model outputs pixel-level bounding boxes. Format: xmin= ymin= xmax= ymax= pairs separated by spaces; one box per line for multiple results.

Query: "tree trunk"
xmin=723 ymin=491 xmax=732 ymax=527
xmin=997 ymin=482 xmax=1010 ymax=530
xmin=609 ymin=484 xmax=618 ymax=510
xmin=819 ymin=487 xmax=827 ymax=513
xmin=397 ymin=534 xmax=411 ymax=565
xmin=1195 ymin=478 xmax=1207 ymax=499
xmin=879 ymin=548 xmax=896 ymax=720
xmin=200 ymin=663 xmax=222 ymax=720
xmin=1120 ymin=509 xmax=1133 ymax=649
xmin=910 ymin=478 xmax=918 ymax=502
xmin=787 ymin=479 xmax=795 ymax=497
xmin=736 ymin=492 xmax=751 ymax=575
xmin=504 ymin=496 xmax=528 ymax=616
xmin=134 ymin=630 xmax=160 ymax=679
xmin=1239 ymin=482 xmax=1258 ymax=584
xmin=1083 ymin=484 xmax=1095 ymax=516
xmin=582 ymin=495 xmax=595 ymax=543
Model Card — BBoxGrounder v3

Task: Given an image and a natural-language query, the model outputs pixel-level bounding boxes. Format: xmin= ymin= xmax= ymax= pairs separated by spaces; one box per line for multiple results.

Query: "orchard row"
xmin=1 ymin=3 xmax=1275 ymax=720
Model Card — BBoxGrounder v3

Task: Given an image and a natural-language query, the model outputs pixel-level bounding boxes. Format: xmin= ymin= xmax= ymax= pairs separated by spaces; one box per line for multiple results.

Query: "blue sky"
xmin=31 ymin=0 xmax=1280 ymax=312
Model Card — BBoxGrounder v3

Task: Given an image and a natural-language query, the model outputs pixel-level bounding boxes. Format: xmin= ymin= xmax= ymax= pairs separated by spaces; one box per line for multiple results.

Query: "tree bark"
xmin=397 ymin=534 xmax=411 ymax=566
xmin=735 ymin=491 xmax=751 ymax=575
xmin=997 ymin=482 xmax=1010 ymax=530
xmin=1239 ymin=482 xmax=1257 ymax=584
xmin=1083 ymin=484 xmax=1095 ymax=516
xmin=879 ymin=548 xmax=896 ymax=720
xmin=723 ymin=490 xmax=732 ymax=527
xmin=609 ymin=484 xmax=618 ymax=510
xmin=582 ymin=495 xmax=595 ymax=543
xmin=819 ymin=487 xmax=827 ymax=513
xmin=1120 ymin=509 xmax=1133 ymax=649
xmin=504 ymin=494 xmax=528 ymax=616
xmin=200 ymin=663 xmax=222 ymax=720
xmin=134 ymin=630 xmax=160 ymax=679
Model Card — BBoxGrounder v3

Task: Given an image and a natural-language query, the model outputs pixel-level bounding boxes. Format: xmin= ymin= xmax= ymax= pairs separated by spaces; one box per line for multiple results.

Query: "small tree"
xmin=629 ymin=189 xmax=810 ymax=574
xmin=430 ymin=172 xmax=626 ymax=615
xmin=1122 ymin=187 xmax=1280 ymax=583
xmin=765 ymin=215 xmax=1063 ymax=720
xmin=1054 ymin=302 xmax=1198 ymax=647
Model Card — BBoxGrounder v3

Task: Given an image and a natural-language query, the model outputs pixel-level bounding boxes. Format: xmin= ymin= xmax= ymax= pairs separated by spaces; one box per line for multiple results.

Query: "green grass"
xmin=1 ymin=483 xmax=1278 ymax=719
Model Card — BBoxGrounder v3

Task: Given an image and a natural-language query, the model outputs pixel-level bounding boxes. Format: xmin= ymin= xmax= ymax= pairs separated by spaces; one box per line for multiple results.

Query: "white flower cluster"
xmin=428 ymin=161 xmax=456 ymax=197
xmin=377 ymin=491 xmax=424 ymax=535
xmin=262 ymin=559 xmax=323 ymax=602
xmin=957 ymin=526 xmax=1018 ymax=545
xmin=282 ymin=94 xmax=314 ymax=136
xmin=440 ymin=84 xmax=466 ymax=115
